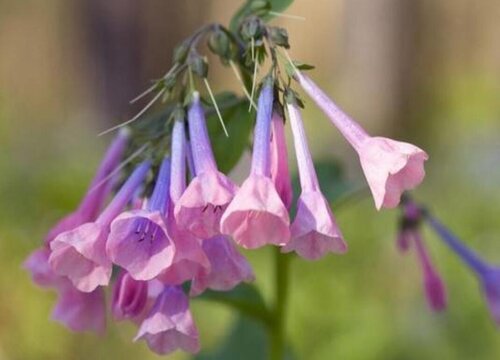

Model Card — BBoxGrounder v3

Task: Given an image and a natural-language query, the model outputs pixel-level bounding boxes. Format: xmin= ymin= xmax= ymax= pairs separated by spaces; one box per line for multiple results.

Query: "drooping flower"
xmin=295 ymin=72 xmax=428 ymax=210
xmin=397 ymin=200 xmax=446 ymax=311
xmin=412 ymin=230 xmax=447 ymax=312
xmin=49 ymin=161 xmax=151 ymax=292
xmin=135 ymin=286 xmax=200 ymax=355
xmin=281 ymin=100 xmax=347 ymax=260
xmin=112 ymin=271 xmax=148 ymax=321
xmin=156 ymin=121 xmax=210 ymax=285
xmin=107 ymin=157 xmax=175 ymax=281
xmin=52 ymin=282 xmax=106 ymax=333
xmin=270 ymin=108 xmax=293 ymax=209
xmin=221 ymin=80 xmax=291 ymax=249
xmin=174 ymin=94 xmax=237 ymax=238
xmin=426 ymin=214 xmax=500 ymax=324
xmin=45 ymin=129 xmax=129 ymax=244
xmin=190 ymin=235 xmax=255 ymax=296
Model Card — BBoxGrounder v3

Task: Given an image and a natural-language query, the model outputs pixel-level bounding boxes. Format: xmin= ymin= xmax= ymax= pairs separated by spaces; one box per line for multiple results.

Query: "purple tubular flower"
xmin=45 ymin=129 xmax=129 ymax=244
xmin=412 ymin=231 xmax=447 ymax=312
xmin=296 ymin=72 xmax=428 ymax=210
xmin=52 ymin=282 xmax=106 ymax=333
xmin=221 ymin=81 xmax=291 ymax=249
xmin=426 ymin=215 xmax=500 ymax=325
xmin=135 ymin=286 xmax=200 ymax=355
xmin=281 ymin=101 xmax=347 ymax=260
xmin=170 ymin=120 xmax=188 ymax=203
xmin=49 ymin=160 xmax=151 ymax=292
xmin=112 ymin=271 xmax=148 ymax=321
xmin=107 ymin=158 xmax=175 ymax=281
xmin=190 ymin=235 xmax=255 ymax=296
xmin=270 ymin=109 xmax=293 ymax=209
xmin=155 ymin=120 xmax=210 ymax=285
xmin=174 ymin=93 xmax=237 ymax=239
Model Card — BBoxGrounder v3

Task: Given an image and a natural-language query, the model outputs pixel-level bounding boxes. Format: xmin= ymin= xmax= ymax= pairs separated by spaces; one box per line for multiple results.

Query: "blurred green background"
xmin=1 ymin=0 xmax=500 ymax=359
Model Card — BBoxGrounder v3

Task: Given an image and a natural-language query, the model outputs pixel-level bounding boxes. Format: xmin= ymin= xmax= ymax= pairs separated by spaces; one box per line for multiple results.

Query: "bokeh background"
xmin=1 ymin=0 xmax=500 ymax=359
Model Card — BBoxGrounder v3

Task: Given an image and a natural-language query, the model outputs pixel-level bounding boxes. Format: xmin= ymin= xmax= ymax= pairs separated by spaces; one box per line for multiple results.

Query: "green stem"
xmin=269 ymin=248 xmax=290 ymax=360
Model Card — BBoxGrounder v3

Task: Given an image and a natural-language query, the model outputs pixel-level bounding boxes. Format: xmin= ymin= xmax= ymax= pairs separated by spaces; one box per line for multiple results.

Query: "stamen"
xmin=203 ymin=78 xmax=229 ymax=137
xmin=229 ymin=60 xmax=258 ymax=111
xmin=150 ymin=226 xmax=159 ymax=242
xmin=99 ymin=89 xmax=165 ymax=136
xmin=130 ymin=83 xmax=157 ymax=105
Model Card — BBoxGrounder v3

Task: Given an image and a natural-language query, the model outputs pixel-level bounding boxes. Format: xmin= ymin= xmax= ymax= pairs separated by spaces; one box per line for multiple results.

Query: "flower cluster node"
xmin=25 ymin=7 xmax=436 ymax=356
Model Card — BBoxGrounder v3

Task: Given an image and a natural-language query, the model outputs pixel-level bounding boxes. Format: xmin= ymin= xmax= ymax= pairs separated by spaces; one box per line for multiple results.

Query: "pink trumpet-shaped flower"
xmin=135 ymin=286 xmax=200 ymax=355
xmin=296 ymin=72 xmax=428 ymax=210
xmin=282 ymin=101 xmax=347 ymax=260
xmin=52 ymin=282 xmax=106 ymax=333
xmin=45 ymin=129 xmax=129 ymax=244
xmin=175 ymin=94 xmax=237 ymax=238
xmin=112 ymin=271 xmax=148 ymax=321
xmin=107 ymin=158 xmax=175 ymax=281
xmin=190 ymin=235 xmax=255 ymax=296
xmin=270 ymin=108 xmax=293 ymax=209
xmin=49 ymin=161 xmax=151 ymax=292
xmin=412 ymin=231 xmax=447 ymax=312
xmin=221 ymin=80 xmax=290 ymax=249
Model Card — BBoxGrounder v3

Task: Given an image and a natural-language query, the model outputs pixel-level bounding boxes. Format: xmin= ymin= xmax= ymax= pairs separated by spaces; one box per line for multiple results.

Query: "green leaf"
xmin=194 ymin=315 xmax=296 ymax=360
xmin=195 ymin=316 xmax=268 ymax=360
xmin=195 ymin=283 xmax=272 ymax=325
xmin=292 ymin=158 xmax=354 ymax=210
xmin=268 ymin=0 xmax=295 ymax=16
xmin=206 ymin=93 xmax=254 ymax=173
xmin=230 ymin=0 xmax=295 ymax=33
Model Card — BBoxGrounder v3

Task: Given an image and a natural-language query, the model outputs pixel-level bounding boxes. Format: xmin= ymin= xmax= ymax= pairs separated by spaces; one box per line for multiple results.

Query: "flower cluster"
xmin=397 ymin=196 xmax=500 ymax=326
xmin=25 ymin=71 xmax=429 ymax=355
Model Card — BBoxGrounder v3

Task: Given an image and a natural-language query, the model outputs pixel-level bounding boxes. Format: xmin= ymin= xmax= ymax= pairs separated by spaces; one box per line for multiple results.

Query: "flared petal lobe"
xmin=52 ymin=283 xmax=106 ymax=333
xmin=283 ymin=191 xmax=346 ymax=260
xmin=175 ymin=171 xmax=237 ymax=239
xmin=358 ymin=137 xmax=428 ymax=210
xmin=49 ymin=222 xmax=112 ymax=292
xmin=24 ymin=247 xmax=67 ymax=289
xmin=220 ymin=175 xmax=290 ymax=249
xmin=135 ymin=286 xmax=200 ymax=355
xmin=190 ymin=236 xmax=254 ymax=296
xmin=107 ymin=210 xmax=175 ymax=281
xmin=156 ymin=217 xmax=210 ymax=285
